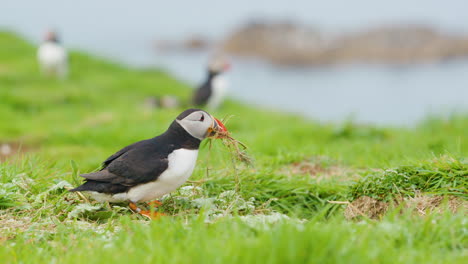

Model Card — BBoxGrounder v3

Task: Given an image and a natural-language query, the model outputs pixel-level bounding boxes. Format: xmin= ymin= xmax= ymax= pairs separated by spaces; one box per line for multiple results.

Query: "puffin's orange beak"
xmin=208 ymin=116 xmax=228 ymax=138
xmin=223 ymin=62 xmax=231 ymax=71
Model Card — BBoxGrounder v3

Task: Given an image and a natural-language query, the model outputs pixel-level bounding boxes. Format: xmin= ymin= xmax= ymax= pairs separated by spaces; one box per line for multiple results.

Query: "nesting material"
xmin=211 ymin=128 xmax=253 ymax=166
xmin=221 ymin=134 xmax=253 ymax=165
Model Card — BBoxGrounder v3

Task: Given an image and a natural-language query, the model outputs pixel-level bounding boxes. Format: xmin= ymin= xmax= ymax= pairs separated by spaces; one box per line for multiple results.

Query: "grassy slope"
xmin=0 ymin=32 xmax=467 ymax=263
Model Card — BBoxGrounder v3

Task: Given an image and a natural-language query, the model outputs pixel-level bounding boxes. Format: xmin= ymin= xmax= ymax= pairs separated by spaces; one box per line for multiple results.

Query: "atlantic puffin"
xmin=192 ymin=57 xmax=230 ymax=109
xmin=37 ymin=30 xmax=68 ymax=79
xmin=71 ymin=109 xmax=228 ymax=218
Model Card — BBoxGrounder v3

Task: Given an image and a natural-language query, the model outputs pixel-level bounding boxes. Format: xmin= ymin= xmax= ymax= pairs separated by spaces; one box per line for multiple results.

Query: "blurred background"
xmin=1 ymin=0 xmax=467 ymax=125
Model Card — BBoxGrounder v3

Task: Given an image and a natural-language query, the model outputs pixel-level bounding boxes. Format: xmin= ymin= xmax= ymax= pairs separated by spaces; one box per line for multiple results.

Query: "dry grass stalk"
xmin=211 ymin=116 xmax=253 ymax=166
xmin=65 ymin=186 xmax=90 ymax=203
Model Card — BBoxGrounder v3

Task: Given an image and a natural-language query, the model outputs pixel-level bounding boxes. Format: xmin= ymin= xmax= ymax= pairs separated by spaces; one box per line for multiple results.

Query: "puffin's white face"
xmin=176 ymin=110 xmax=227 ymax=140
xmin=208 ymin=56 xmax=231 ymax=73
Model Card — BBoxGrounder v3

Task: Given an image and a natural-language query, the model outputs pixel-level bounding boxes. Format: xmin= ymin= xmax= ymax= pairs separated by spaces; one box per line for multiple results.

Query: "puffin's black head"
xmin=44 ymin=30 xmax=60 ymax=43
xmin=207 ymin=56 xmax=230 ymax=75
xmin=175 ymin=109 xmax=227 ymax=140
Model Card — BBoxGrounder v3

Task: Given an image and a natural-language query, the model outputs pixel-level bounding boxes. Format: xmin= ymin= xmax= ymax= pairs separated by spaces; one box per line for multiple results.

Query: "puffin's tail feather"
xmin=69 ymin=180 xmax=129 ymax=194
xmin=69 ymin=184 xmax=89 ymax=192
xmin=80 ymin=170 xmax=119 ymax=182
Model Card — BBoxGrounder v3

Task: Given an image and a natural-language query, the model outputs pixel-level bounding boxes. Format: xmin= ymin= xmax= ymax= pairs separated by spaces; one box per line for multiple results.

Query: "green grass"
xmin=350 ymin=156 xmax=468 ymax=201
xmin=2 ymin=212 xmax=467 ymax=264
xmin=0 ymin=31 xmax=467 ymax=263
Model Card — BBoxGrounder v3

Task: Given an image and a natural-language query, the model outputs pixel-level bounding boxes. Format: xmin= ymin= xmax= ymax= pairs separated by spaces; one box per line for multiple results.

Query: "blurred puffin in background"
xmin=37 ymin=30 xmax=68 ymax=79
xmin=192 ymin=56 xmax=230 ymax=109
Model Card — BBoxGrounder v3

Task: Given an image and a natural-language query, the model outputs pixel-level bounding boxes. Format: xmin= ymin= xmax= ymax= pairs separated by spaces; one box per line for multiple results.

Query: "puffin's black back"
xmin=70 ymin=120 xmax=201 ymax=194
xmin=193 ymin=71 xmax=219 ymax=106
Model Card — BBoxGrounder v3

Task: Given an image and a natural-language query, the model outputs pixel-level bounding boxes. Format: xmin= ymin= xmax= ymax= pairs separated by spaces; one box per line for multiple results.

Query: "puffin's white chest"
xmin=121 ymin=149 xmax=198 ymax=202
xmin=37 ymin=42 xmax=68 ymax=77
xmin=207 ymin=75 xmax=227 ymax=109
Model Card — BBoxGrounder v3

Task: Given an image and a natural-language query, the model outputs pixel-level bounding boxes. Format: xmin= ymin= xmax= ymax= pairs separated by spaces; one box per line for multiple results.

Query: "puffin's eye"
xmin=199 ymin=115 xmax=204 ymax=122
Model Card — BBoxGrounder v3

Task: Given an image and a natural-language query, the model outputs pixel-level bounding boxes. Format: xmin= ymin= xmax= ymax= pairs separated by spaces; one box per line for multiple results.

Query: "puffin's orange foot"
xmin=129 ymin=202 xmax=140 ymax=212
xmin=147 ymin=200 xmax=163 ymax=208
xmin=129 ymin=202 xmax=165 ymax=220
xmin=139 ymin=210 xmax=166 ymax=220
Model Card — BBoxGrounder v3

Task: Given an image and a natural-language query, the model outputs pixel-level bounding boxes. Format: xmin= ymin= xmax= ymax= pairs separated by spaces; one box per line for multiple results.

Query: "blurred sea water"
xmin=1 ymin=0 xmax=467 ymax=125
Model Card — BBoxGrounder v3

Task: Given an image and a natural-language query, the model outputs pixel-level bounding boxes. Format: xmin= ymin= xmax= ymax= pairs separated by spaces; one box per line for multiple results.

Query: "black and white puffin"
xmin=37 ymin=30 xmax=68 ymax=79
xmin=192 ymin=57 xmax=230 ymax=109
xmin=71 ymin=109 xmax=227 ymax=218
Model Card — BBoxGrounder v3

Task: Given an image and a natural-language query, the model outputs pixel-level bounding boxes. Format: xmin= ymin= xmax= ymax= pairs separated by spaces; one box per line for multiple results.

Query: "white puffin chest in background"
xmin=125 ymin=149 xmax=199 ymax=202
xmin=207 ymin=75 xmax=228 ymax=109
xmin=37 ymin=42 xmax=68 ymax=78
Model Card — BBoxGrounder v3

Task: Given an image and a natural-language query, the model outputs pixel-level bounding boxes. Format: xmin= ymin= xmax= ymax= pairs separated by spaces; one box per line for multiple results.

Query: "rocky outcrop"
xmin=221 ymin=21 xmax=468 ymax=65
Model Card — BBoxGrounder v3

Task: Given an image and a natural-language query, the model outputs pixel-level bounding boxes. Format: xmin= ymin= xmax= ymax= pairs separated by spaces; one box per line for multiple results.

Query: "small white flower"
xmin=192 ymin=198 xmax=216 ymax=209
xmin=178 ymin=186 xmax=203 ymax=196
xmin=68 ymin=204 xmax=103 ymax=219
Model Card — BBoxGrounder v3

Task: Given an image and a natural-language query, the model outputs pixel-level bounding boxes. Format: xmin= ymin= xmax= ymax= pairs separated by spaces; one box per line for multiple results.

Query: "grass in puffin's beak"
xmin=210 ymin=116 xmax=253 ymax=166
xmin=220 ymin=135 xmax=253 ymax=166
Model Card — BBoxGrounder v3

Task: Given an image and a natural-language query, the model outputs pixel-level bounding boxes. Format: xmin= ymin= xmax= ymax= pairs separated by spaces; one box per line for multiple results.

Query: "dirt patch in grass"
xmin=343 ymin=196 xmax=389 ymax=219
xmin=0 ymin=214 xmax=34 ymax=242
xmin=343 ymin=195 xmax=467 ymax=220
xmin=283 ymin=157 xmax=359 ymax=182
xmin=0 ymin=142 xmax=36 ymax=161
xmin=403 ymin=195 xmax=468 ymax=216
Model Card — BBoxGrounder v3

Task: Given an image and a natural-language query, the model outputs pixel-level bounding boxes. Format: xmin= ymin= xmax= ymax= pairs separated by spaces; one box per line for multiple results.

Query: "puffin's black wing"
xmin=193 ymin=81 xmax=211 ymax=106
xmin=101 ymin=139 xmax=149 ymax=168
xmin=71 ymin=139 xmax=170 ymax=194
